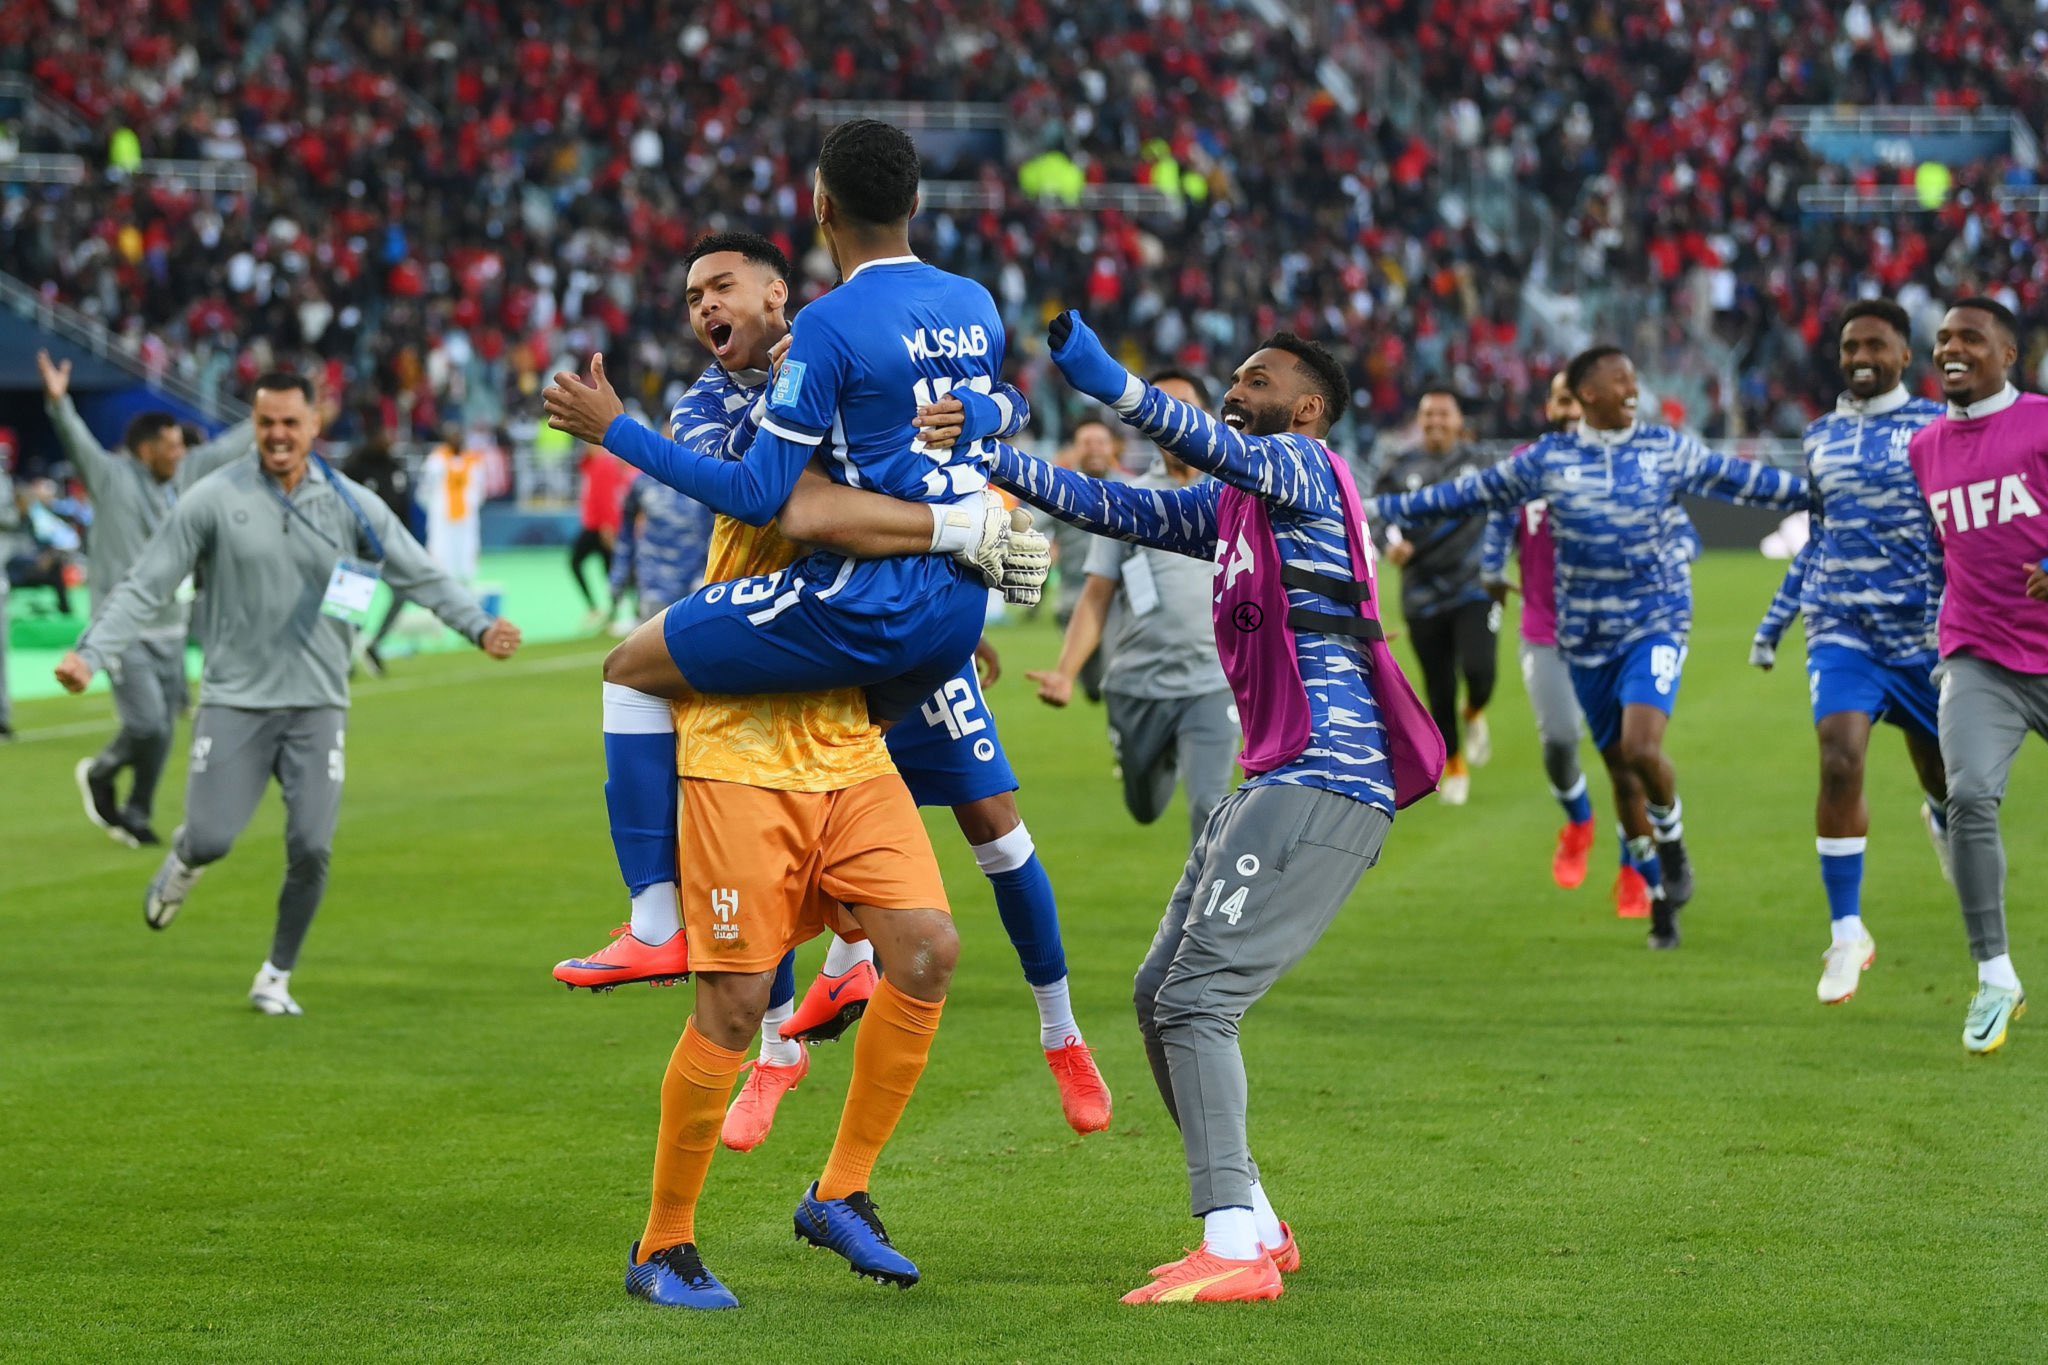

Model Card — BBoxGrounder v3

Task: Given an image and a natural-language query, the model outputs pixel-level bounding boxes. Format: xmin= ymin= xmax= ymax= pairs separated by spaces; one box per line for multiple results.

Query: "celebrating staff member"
xmin=39 ymin=349 xmax=253 ymax=845
xmin=56 ymin=374 xmax=521 ymax=1017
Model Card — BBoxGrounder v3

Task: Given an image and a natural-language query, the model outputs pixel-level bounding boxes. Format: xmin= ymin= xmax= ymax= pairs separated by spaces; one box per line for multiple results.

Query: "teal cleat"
xmin=1963 ymin=984 xmax=2026 ymax=1055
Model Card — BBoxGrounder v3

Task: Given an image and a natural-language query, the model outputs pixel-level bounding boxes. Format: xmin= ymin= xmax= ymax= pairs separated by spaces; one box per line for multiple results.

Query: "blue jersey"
xmin=612 ymin=474 xmax=714 ymax=608
xmin=1753 ymin=389 xmax=1945 ymax=667
xmin=1372 ymin=423 xmax=1808 ymax=667
xmin=604 ymin=256 xmax=1004 ymax=524
xmin=991 ymin=384 xmax=1396 ymax=815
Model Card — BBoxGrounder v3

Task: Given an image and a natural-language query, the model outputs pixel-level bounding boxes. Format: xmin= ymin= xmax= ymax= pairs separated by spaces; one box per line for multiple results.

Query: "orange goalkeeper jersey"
xmin=672 ymin=517 xmax=897 ymax=792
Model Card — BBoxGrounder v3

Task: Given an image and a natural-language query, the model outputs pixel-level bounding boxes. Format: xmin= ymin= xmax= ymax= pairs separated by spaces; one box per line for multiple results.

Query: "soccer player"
xmin=622 ymin=444 xmax=960 ymax=1309
xmin=1041 ymin=416 xmax=1125 ymax=699
xmin=39 ymin=349 xmax=253 ymax=844
xmin=1370 ymin=346 xmax=1810 ymax=949
xmin=1479 ymin=372 xmax=1599 ymax=888
xmin=419 ymin=427 xmax=484 ymax=582
xmin=1748 ymin=300 xmax=1950 ymax=1005
xmin=991 ymin=312 xmax=1446 ymax=1304
xmin=1374 ymin=388 xmax=1498 ymax=805
xmin=1029 ymin=370 xmax=1237 ymax=846
xmin=549 ymin=232 xmax=1102 ymax=1135
xmin=541 ymin=121 xmax=1033 ymax=991
xmin=1908 ymin=297 xmax=2048 ymax=1054
xmin=53 ymin=374 xmax=521 ymax=1015
xmin=610 ymin=475 xmax=714 ymax=620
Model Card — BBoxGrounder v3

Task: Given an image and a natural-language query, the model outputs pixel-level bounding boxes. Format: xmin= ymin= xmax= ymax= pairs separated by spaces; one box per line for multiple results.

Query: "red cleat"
xmin=1613 ymin=867 xmax=1652 ymax=920
xmin=721 ymin=1050 xmax=809 ymax=1152
xmin=1552 ymin=820 xmax=1597 ymax=890
xmin=1267 ymin=1222 xmax=1301 ymax=1273
xmin=553 ymin=924 xmax=689 ymax=990
xmin=1123 ymin=1246 xmax=1283 ymax=1304
xmin=1045 ymin=1037 xmax=1112 ymax=1134
xmin=783 ymin=961 xmax=878 ymax=1043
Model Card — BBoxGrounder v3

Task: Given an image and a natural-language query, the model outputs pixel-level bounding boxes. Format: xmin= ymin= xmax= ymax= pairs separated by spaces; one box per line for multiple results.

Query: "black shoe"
xmin=0 ymin=721 xmax=15 ymax=741
xmin=362 ymin=645 xmax=386 ymax=679
xmin=1656 ymin=839 xmax=1694 ymax=912
xmin=122 ymin=815 xmax=163 ymax=847
xmin=1648 ymin=894 xmax=1681 ymax=951
xmin=75 ymin=758 xmax=137 ymax=846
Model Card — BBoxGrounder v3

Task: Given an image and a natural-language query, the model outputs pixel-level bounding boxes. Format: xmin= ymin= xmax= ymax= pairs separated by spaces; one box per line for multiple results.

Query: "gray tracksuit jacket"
xmin=77 ymin=456 xmax=495 ymax=710
xmin=48 ymin=396 xmax=254 ymax=637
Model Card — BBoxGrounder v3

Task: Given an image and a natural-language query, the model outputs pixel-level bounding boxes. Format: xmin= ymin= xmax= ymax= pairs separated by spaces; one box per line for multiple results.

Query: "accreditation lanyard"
xmin=267 ymin=455 xmax=388 ymax=624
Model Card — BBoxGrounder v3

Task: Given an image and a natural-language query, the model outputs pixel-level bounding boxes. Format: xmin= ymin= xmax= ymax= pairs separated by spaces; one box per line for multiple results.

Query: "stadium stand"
xmin=1 ymin=0 xmax=2043 ymax=456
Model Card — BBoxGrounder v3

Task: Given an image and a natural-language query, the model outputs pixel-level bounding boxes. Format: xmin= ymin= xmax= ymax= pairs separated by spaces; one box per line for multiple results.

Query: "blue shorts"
xmin=662 ymin=552 xmax=985 ymax=723
xmin=1807 ymin=644 xmax=1939 ymax=738
xmin=884 ymin=663 xmax=1020 ymax=808
xmin=1569 ymin=633 xmax=1688 ymax=752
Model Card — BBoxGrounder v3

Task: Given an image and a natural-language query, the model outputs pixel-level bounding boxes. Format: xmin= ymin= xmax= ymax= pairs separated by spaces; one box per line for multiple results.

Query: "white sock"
xmin=1829 ymin=914 xmax=1867 ymax=946
xmin=1031 ymin=977 xmax=1081 ymax=1051
xmin=1202 ymin=1206 xmax=1260 ymax=1260
xmin=1248 ymin=1179 xmax=1285 ymax=1249
xmin=1979 ymin=953 xmax=2022 ymax=992
xmin=258 ymin=960 xmax=289 ymax=982
xmin=822 ymin=934 xmax=875 ymax=977
xmin=759 ymin=1002 xmax=803 ymax=1068
xmin=629 ymin=882 xmax=681 ymax=945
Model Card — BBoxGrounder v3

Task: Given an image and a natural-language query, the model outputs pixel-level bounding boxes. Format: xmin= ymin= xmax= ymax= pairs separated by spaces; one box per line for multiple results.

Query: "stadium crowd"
xmin=2 ymin=0 xmax=2045 ymax=454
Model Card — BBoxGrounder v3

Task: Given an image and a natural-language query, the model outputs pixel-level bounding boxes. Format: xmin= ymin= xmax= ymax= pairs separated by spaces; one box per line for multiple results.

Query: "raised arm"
xmin=1480 ymin=507 xmax=1517 ymax=584
xmin=43 ymin=391 xmax=118 ymax=496
xmin=988 ymin=442 xmax=1218 ymax=560
xmin=1677 ymin=438 xmax=1810 ymax=509
xmin=1369 ymin=447 xmax=1545 ymax=526
xmin=176 ymin=417 xmax=256 ymax=487
xmin=67 ymin=496 xmax=212 ymax=680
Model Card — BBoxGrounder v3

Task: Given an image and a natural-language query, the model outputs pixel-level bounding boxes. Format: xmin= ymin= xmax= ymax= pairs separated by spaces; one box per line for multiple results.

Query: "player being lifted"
xmin=985 ymin=313 xmax=1444 ymax=1304
xmin=1748 ymin=300 xmax=1950 ymax=1005
xmin=545 ymin=227 xmax=1106 ymax=1132
xmin=1371 ymin=346 xmax=1810 ymax=950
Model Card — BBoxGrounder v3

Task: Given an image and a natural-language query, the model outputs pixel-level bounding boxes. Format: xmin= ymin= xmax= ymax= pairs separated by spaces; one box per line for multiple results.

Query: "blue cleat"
xmin=793 ymin=1183 xmax=921 ymax=1287
xmin=625 ymin=1240 xmax=740 ymax=1310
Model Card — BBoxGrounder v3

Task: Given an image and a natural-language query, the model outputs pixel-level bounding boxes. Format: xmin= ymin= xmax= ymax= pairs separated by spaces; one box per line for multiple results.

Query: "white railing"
xmin=919 ymin=179 xmax=1183 ymax=216
xmin=133 ymin=158 xmax=258 ymax=196
xmin=0 ymin=268 xmax=251 ymax=425
xmin=802 ymin=100 xmax=1008 ymax=131
xmin=1778 ymin=105 xmax=2040 ymax=171
xmin=1798 ymin=184 xmax=2048 ymax=215
xmin=0 ymin=153 xmax=87 ymax=184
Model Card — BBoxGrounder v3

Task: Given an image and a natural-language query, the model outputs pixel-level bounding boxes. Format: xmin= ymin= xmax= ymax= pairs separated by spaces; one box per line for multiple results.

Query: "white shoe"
xmin=581 ymin=609 xmax=609 ymax=633
xmin=1464 ymin=714 xmax=1491 ymax=767
xmin=1922 ymin=804 xmax=1954 ymax=886
xmin=249 ymin=964 xmax=303 ymax=1017
xmin=1439 ymin=771 xmax=1471 ymax=806
xmin=144 ymin=844 xmax=204 ymax=930
xmin=1817 ymin=932 xmax=1876 ymax=1005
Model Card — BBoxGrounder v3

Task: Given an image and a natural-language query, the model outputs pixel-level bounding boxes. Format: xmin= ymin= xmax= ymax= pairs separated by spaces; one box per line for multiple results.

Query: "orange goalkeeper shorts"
xmin=678 ymin=774 xmax=950 ymax=975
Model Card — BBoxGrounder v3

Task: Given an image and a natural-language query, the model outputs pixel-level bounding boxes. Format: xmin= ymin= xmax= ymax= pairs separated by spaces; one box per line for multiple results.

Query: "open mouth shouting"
xmin=709 ymin=320 xmax=735 ymax=358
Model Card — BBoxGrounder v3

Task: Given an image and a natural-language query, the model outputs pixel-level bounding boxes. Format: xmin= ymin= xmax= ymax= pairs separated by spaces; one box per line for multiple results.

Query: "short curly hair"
xmin=817 ymin=119 xmax=921 ymax=227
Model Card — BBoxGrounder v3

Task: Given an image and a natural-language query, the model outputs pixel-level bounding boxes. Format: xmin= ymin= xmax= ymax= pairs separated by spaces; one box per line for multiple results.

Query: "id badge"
xmin=321 ymin=558 xmax=382 ymax=626
xmin=1123 ymin=553 xmax=1160 ymax=616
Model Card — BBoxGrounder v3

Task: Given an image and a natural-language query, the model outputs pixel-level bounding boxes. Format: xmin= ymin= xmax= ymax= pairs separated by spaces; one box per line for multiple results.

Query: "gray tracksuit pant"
xmin=91 ymin=637 xmax=188 ymax=822
xmin=1105 ymin=687 xmax=1238 ymax=846
xmin=1937 ymin=655 xmax=2048 ymax=962
xmin=1133 ymin=783 xmax=1388 ymax=1215
xmin=1521 ymin=640 xmax=1587 ymax=799
xmin=178 ymin=706 xmax=347 ymax=971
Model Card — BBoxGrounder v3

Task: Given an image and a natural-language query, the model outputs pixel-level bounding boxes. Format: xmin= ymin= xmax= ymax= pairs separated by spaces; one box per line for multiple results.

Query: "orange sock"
xmin=638 ymin=1019 xmax=749 ymax=1260
xmin=816 ymin=979 xmax=945 ymax=1200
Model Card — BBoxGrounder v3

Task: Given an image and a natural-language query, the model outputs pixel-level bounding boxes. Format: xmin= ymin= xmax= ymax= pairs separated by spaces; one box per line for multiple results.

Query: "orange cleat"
xmin=1122 ymin=1246 xmax=1284 ymax=1305
xmin=721 ymin=1050 xmax=810 ymax=1152
xmin=1045 ymin=1037 xmax=1112 ymax=1134
xmin=1553 ymin=820 xmax=1597 ymax=890
xmin=1613 ymin=866 xmax=1652 ymax=920
xmin=1266 ymin=1222 xmax=1301 ymax=1274
xmin=783 ymin=961 xmax=878 ymax=1043
xmin=554 ymin=924 xmax=689 ymax=990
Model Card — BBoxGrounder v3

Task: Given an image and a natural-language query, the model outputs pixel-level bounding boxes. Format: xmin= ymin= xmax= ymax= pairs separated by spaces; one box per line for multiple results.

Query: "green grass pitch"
xmin=4 ymin=552 xmax=2046 ymax=1361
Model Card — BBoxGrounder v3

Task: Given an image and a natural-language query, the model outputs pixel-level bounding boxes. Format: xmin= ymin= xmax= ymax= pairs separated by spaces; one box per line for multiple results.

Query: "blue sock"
xmin=1555 ymin=775 xmax=1594 ymax=826
xmin=1818 ymin=837 xmax=1867 ymax=921
xmin=1926 ymin=798 xmax=1949 ymax=834
xmin=602 ymin=684 xmax=679 ymax=898
xmin=770 ymin=951 xmax=798 ymax=1011
xmin=1626 ymin=834 xmax=1665 ymax=898
xmin=1616 ymin=823 xmax=1631 ymax=869
xmin=974 ymin=826 xmax=1067 ymax=986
